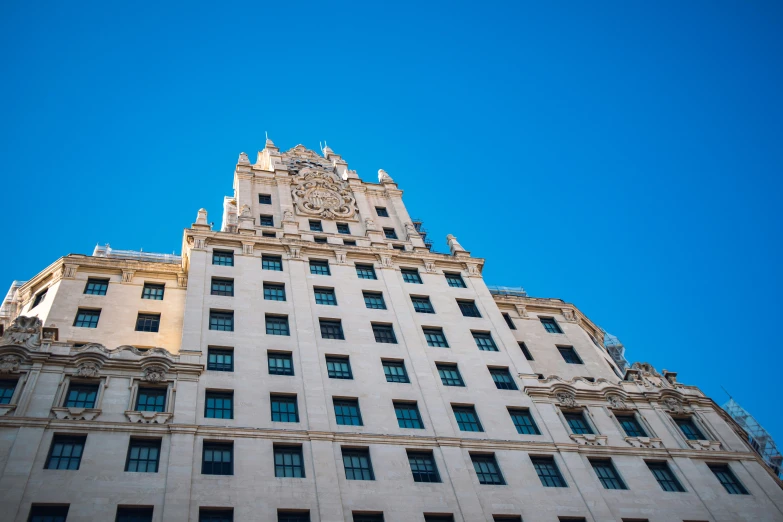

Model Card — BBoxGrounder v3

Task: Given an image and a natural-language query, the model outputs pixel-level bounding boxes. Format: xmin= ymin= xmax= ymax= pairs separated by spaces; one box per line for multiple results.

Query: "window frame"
xmin=355 ymin=264 xmax=377 ymax=280
xmin=201 ymin=441 xmax=233 ymax=475
xmin=457 ymin=300 xmax=481 ymax=318
xmin=470 ymin=453 xmax=506 ymax=485
xmin=341 ymin=447 xmax=375 ymax=480
xmin=401 ymin=268 xmax=422 ymax=284
xmin=502 ymin=313 xmax=516 ymax=330
xmin=539 ymin=316 xmax=563 ymax=334
xmin=263 ymin=282 xmax=286 ymax=301
xmin=472 ymin=331 xmax=498 ymax=351
xmin=530 ymin=455 xmax=568 ymax=487
xmin=84 ymin=278 xmax=110 ymax=295
xmin=557 ymin=346 xmax=583 ymax=364
xmin=488 ymin=367 xmax=518 ymax=390
xmin=73 ymin=308 xmax=101 ymax=328
xmin=336 ymin=222 xmax=351 ymax=234
xmin=423 ymin=327 xmax=449 ymax=347
xmin=259 ymin=214 xmax=274 ymax=227
xmin=375 ymin=206 xmax=389 ymax=217
xmin=326 ymin=356 xmax=353 ymax=379
xmin=616 ymin=413 xmax=648 ymax=438
xmin=258 ymin=193 xmax=272 ymax=204
xmin=407 ymin=450 xmax=441 ymax=483
xmin=266 ymin=314 xmax=290 ymax=336
xmin=411 ymin=295 xmax=435 ymax=314
xmin=333 ymin=398 xmax=363 ymax=426
xmin=563 ymin=410 xmax=595 ymax=435
xmin=444 ymin=272 xmax=466 ymax=288
xmin=64 ymin=382 xmax=99 ymax=408
xmin=394 ymin=401 xmax=424 ymax=429
xmin=383 ymin=227 xmax=397 ymax=239
xmin=270 ymin=394 xmax=299 ymax=423
xmin=45 ymin=434 xmax=87 ymax=470
xmin=646 ymin=461 xmax=685 ymax=492
xmin=382 ymin=360 xmax=410 ymax=383
xmin=205 ymin=390 xmax=234 ymax=419
xmin=320 ymin=319 xmax=345 ymax=340
xmin=437 ymin=364 xmax=465 ymax=387
xmin=212 ymin=251 xmax=234 ymax=266
xmin=309 ymin=259 xmax=331 ymax=276
xmin=274 ymin=444 xmax=305 ymax=478
xmin=372 ymin=323 xmax=397 ymax=344
xmin=125 ymin=437 xmax=162 ymax=473
xmin=209 ymin=310 xmax=234 ymax=332
xmin=314 ymin=287 xmax=337 ymax=306
xmin=518 ymin=342 xmax=534 ymax=361
xmin=141 ymin=283 xmax=165 ymax=300
xmin=135 ymin=386 xmax=167 ymax=413
xmin=207 ymin=347 xmax=234 ymax=372
xmin=363 ymin=291 xmax=386 ymax=309
xmin=452 ymin=405 xmax=483 ymax=432
xmin=135 ymin=313 xmax=161 ymax=333
xmin=211 ymin=278 xmax=234 ymax=297
xmin=262 ymin=255 xmax=283 ymax=271
xmin=590 ymin=459 xmax=627 ymax=490
xmin=508 ymin=408 xmax=541 ymax=435
xmin=268 ymin=352 xmax=294 ymax=376
xmin=309 ymin=220 xmax=323 ymax=232
xmin=708 ymin=463 xmax=749 ymax=495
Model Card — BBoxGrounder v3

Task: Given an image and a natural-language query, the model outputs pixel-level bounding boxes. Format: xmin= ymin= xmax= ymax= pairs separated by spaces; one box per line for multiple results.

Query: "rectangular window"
xmin=326 ymin=356 xmax=352 ymax=379
xmin=540 ymin=317 xmax=563 ymax=334
xmin=274 ymin=445 xmax=305 ymax=478
xmin=383 ymin=360 xmax=410 ymax=383
xmin=266 ymin=315 xmax=290 ymax=336
xmin=401 ymin=268 xmax=422 ymax=284
xmin=31 ymin=289 xmax=47 ymax=308
xmin=309 ymin=259 xmax=330 ymax=275
xmin=372 ymin=323 xmax=397 ymax=344
xmin=116 ymin=507 xmax=153 ymax=522
xmin=411 ymin=296 xmax=435 ymax=313
xmin=309 ymin=220 xmax=323 ymax=232
xmin=135 ymin=313 xmax=161 ymax=333
xmin=453 ymin=405 xmax=483 ymax=432
xmin=259 ymin=193 xmax=272 ymax=204
xmin=423 ymin=517 xmax=454 ymax=522
xmin=502 ymin=313 xmax=516 ymax=329
xmin=392 ymin=244 xmax=404 ymax=251
xmin=519 ymin=342 xmax=534 ymax=361
xmin=0 ymin=380 xmax=17 ymax=404
xmin=353 ymin=514 xmax=383 ymax=522
xmin=471 ymin=454 xmax=506 ymax=485
xmin=264 ymin=283 xmax=286 ymax=301
xmin=337 ymin=222 xmax=351 ymax=234
xmin=383 ymin=228 xmax=397 ymax=239
xmin=646 ymin=461 xmax=685 ymax=492
xmin=125 ymin=438 xmax=161 ymax=473
xmin=342 ymin=448 xmax=374 ymax=480
xmin=29 ymin=506 xmax=70 ymax=522
xmin=472 ymin=331 xmax=498 ymax=351
xmin=616 ymin=414 xmax=647 ymax=437
xmin=268 ymin=352 xmax=294 ymax=375
xmin=259 ymin=214 xmax=274 ymax=227
xmin=141 ymin=283 xmax=165 ymax=300
xmin=320 ymin=319 xmax=345 ymax=340
xmin=458 ymin=300 xmax=481 ymax=317
xmin=314 ymin=287 xmax=337 ymax=305
xmin=262 ymin=231 xmax=276 ymax=238
xmin=355 ymin=264 xmax=377 ymax=280
xmin=708 ymin=464 xmax=748 ymax=494
xmin=278 ymin=512 xmax=309 ymax=522
xmin=136 ymin=387 xmax=166 ymax=412
xmin=394 ymin=402 xmax=424 ymax=429
xmin=199 ymin=509 xmax=233 ymax=522
xmin=437 ymin=364 xmax=464 ymax=386
xmin=65 ymin=383 xmax=98 ymax=408
xmin=74 ymin=308 xmax=100 ymax=328
xmin=590 ymin=459 xmax=627 ymax=490
xmin=205 ymin=391 xmax=233 ymax=419
xmin=675 ymin=417 xmax=706 ymax=440
xmin=343 ymin=240 xmax=356 ymax=246
xmin=489 ymin=368 xmax=518 ymax=390
xmin=564 ymin=411 xmax=594 ymax=435
xmin=422 ymin=327 xmax=449 ymax=347
xmin=209 ymin=310 xmax=234 ymax=331
xmin=408 ymin=451 xmax=441 ymax=483
xmin=46 ymin=435 xmax=86 ymax=470
xmin=334 ymin=398 xmax=363 ymax=426
xmin=211 ymin=278 xmax=234 ymax=296
xmin=375 ymin=206 xmax=389 ymax=217
xmin=314 ymin=236 xmax=327 ymax=244
xmin=202 ymin=442 xmax=233 ymax=475
xmin=262 ymin=255 xmax=283 ymax=271
xmin=271 ymin=395 xmax=299 ymax=422
xmin=363 ymin=291 xmax=386 ymax=309
xmin=444 ymin=272 xmax=466 ymax=288
xmin=212 ymin=251 xmax=234 ymax=266
xmin=531 ymin=456 xmax=567 ymax=487
xmin=84 ymin=278 xmax=109 ymax=295
xmin=558 ymin=346 xmax=583 ymax=364
xmin=509 ymin=408 xmax=541 ymax=435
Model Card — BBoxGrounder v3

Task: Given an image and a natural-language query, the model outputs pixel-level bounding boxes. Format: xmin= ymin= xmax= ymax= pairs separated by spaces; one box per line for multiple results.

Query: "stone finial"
xmin=265 ymin=138 xmax=277 ymax=150
xmin=378 ymin=169 xmax=394 ymax=183
xmin=196 ymin=208 xmax=208 ymax=225
xmin=238 ymin=152 xmax=250 ymax=165
xmin=322 ymin=144 xmax=334 ymax=156
xmin=447 ymin=234 xmax=466 ymax=255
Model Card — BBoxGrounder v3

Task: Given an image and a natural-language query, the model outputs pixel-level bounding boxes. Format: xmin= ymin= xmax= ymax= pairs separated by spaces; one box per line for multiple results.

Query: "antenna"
xmin=265 ymin=131 xmax=268 ymax=141
xmin=319 ymin=141 xmax=325 ymax=155
xmin=720 ymin=386 xmax=732 ymax=399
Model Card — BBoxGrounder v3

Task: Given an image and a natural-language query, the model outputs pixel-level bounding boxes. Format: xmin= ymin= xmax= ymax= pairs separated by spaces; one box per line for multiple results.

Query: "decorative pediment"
xmin=291 ymin=168 xmax=357 ymax=220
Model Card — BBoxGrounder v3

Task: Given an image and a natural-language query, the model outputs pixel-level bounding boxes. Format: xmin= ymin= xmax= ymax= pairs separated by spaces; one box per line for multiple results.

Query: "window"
xmin=271 ymin=395 xmax=299 ymax=422
xmin=422 ymin=327 xmax=448 ymax=347
xmin=564 ymin=411 xmax=594 ymax=435
xmin=558 ymin=346 xmax=583 ymax=364
xmin=342 ymin=448 xmax=374 ymax=480
xmin=125 ymin=438 xmax=161 ymax=472
xmin=136 ymin=387 xmax=166 ymax=412
xmin=314 ymin=287 xmax=337 ymax=305
xmin=437 ymin=364 xmax=464 ymax=386
xmin=264 ymin=283 xmax=286 ymax=301
xmin=326 ymin=356 xmax=352 ymax=379
xmin=209 ymin=310 xmax=234 ymax=331
xmin=268 ymin=352 xmax=294 ymax=375
xmin=708 ymin=464 xmax=748 ymax=494
xmin=65 ymin=383 xmax=98 ymax=408
xmin=401 ymin=268 xmax=422 ymax=284
xmin=423 ymin=516 xmax=454 ymax=522
xmin=274 ymin=445 xmax=305 ymax=478
xmin=363 ymin=291 xmax=386 ymax=309
xmin=519 ymin=342 xmax=534 ymax=361
xmin=314 ymin=236 xmax=327 ymax=244
xmin=408 ymin=451 xmax=441 ymax=483
xmin=74 ymin=308 xmax=100 ymax=328
xmin=411 ymin=296 xmax=435 ymax=313
xmin=259 ymin=193 xmax=272 ymax=204
xmin=453 ymin=405 xmax=483 ymax=432
xmin=531 ymin=456 xmax=567 ymax=487
xmin=444 ymin=272 xmax=466 ymax=288
xmin=509 ymin=408 xmax=541 ymax=435
xmin=309 ymin=259 xmax=330 ymax=275
xmin=472 ymin=331 xmax=498 ymax=351
xmin=616 ymin=414 xmax=647 ymax=437
xmin=471 ymin=454 xmax=506 ymax=485
xmin=135 ymin=313 xmax=161 ymax=333
xmin=309 ymin=220 xmax=323 ymax=232
xmin=646 ymin=462 xmax=685 ymax=492
xmin=262 ymin=255 xmax=283 ymax=271
xmin=262 ymin=231 xmax=276 ymax=238
xmin=84 ymin=278 xmax=109 ymax=295
xmin=540 ymin=317 xmax=563 ymax=334
xmin=502 ymin=313 xmax=516 ymax=329
xmin=211 ymin=278 xmax=234 ymax=296
xmin=590 ymin=459 xmax=627 ymax=490
xmin=334 ymin=398 xmax=363 ymax=426
xmin=375 ymin=206 xmax=389 ymax=217
xmin=205 ymin=391 xmax=233 ymax=419
xmin=266 ymin=315 xmax=290 ymax=336
xmin=355 ymin=264 xmax=377 ymax=279
xmin=0 ymin=380 xmax=17 ymax=404
xmin=115 ymin=507 xmax=154 ymax=522
xmin=199 ymin=509 xmax=233 ymax=522
xmin=202 ymin=442 xmax=233 ymax=475
xmin=278 ymin=512 xmax=309 ymax=522
xmin=372 ymin=323 xmax=397 ymax=343
xmin=141 ymin=283 xmax=165 ymax=300
xmin=489 ymin=368 xmax=518 ymax=390
xmin=31 ymin=289 xmax=48 ymax=308
xmin=675 ymin=417 xmax=706 ymax=440
xmin=353 ymin=515 xmax=383 ymax=522
xmin=213 ymin=251 xmax=234 ymax=266
xmin=493 ymin=518 xmax=521 ymax=522
xmin=343 ymin=240 xmax=356 ymax=246
xmin=458 ymin=300 xmax=481 ymax=317
xmin=337 ymin=222 xmax=350 ymax=234
xmin=45 ymin=435 xmax=86 ymax=470
xmin=392 ymin=244 xmax=404 ymax=251
xmin=383 ymin=228 xmax=397 ymax=239
xmin=259 ymin=214 xmax=274 ymax=227
xmin=394 ymin=402 xmax=424 ymax=429
xmin=382 ymin=360 xmax=410 ymax=383
xmin=320 ymin=319 xmax=345 ymax=340
xmin=28 ymin=506 xmax=70 ymax=522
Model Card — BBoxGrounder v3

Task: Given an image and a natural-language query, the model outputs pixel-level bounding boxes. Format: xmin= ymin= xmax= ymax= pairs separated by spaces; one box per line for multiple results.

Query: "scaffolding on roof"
xmin=722 ymin=398 xmax=783 ymax=479
xmin=602 ymin=330 xmax=630 ymax=370
xmin=92 ymin=244 xmax=181 ymax=264
xmin=487 ymin=286 xmax=527 ymax=297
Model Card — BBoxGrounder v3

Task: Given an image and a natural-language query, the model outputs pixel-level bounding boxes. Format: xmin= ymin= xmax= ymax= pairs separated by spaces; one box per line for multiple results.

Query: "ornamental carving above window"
xmin=291 ymin=168 xmax=357 ymax=220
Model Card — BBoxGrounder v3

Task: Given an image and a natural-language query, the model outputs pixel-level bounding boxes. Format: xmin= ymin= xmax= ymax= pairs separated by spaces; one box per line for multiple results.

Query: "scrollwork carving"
xmin=290 ymin=168 xmax=357 ymax=220
xmin=1 ymin=316 xmax=42 ymax=349
xmin=606 ymin=394 xmax=629 ymax=410
xmin=556 ymin=392 xmax=577 ymax=409
xmin=143 ymin=365 xmax=167 ymax=383
xmin=76 ymin=363 xmax=100 ymax=378
xmin=0 ymin=355 xmax=22 ymax=374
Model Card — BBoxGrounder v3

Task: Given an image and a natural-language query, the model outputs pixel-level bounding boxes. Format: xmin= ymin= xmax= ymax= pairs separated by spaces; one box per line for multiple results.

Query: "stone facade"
xmin=0 ymin=141 xmax=781 ymax=522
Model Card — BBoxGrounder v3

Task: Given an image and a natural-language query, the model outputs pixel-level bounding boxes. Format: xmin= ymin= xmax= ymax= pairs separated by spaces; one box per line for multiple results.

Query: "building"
xmin=1 ymin=140 xmax=781 ymax=522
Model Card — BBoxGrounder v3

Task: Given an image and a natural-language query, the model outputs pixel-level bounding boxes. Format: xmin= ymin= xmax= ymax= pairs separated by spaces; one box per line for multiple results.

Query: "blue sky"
xmin=2 ymin=2 xmax=781 ymax=442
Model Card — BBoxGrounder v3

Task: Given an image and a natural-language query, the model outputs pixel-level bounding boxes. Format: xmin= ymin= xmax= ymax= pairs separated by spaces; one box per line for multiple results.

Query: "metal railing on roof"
xmin=92 ymin=245 xmax=181 ymax=264
xmin=487 ymin=286 xmax=527 ymax=297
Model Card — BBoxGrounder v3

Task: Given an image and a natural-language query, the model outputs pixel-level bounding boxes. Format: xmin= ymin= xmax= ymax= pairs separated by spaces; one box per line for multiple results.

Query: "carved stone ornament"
xmin=143 ymin=365 xmax=167 ymax=383
xmin=283 ymin=209 xmax=295 ymax=222
xmin=424 ymin=261 xmax=436 ymax=273
xmin=606 ymin=394 xmax=629 ymax=410
xmin=464 ymin=263 xmax=480 ymax=277
xmin=556 ymin=392 xmax=577 ymax=409
xmin=242 ymin=242 xmax=254 ymax=255
xmin=286 ymin=245 xmax=302 ymax=260
xmin=239 ymin=204 xmax=251 ymax=218
xmin=570 ymin=434 xmax=607 ymax=446
xmin=364 ymin=217 xmax=379 ymax=231
xmin=630 ymin=361 xmax=670 ymax=389
xmin=686 ymin=439 xmax=721 ymax=451
xmin=625 ymin=437 xmax=663 ymax=449
xmin=561 ymin=308 xmax=577 ymax=322
xmin=125 ymin=411 xmax=172 ymax=424
xmin=515 ymin=304 xmax=529 ymax=318
xmin=379 ymin=255 xmax=394 ymax=268
xmin=404 ymin=222 xmax=419 ymax=237
xmin=177 ymin=274 xmax=188 ymax=287
xmin=291 ymin=168 xmax=357 ymax=220
xmin=0 ymin=355 xmax=22 ymax=374
xmin=334 ymin=250 xmax=348 ymax=265
xmin=378 ymin=169 xmax=394 ymax=183
xmin=2 ymin=315 xmax=42 ymax=349
xmin=52 ymin=407 xmax=101 ymax=421
xmin=662 ymin=396 xmax=685 ymax=414
xmin=76 ymin=363 xmax=100 ymax=378
xmin=121 ymin=269 xmax=135 ymax=283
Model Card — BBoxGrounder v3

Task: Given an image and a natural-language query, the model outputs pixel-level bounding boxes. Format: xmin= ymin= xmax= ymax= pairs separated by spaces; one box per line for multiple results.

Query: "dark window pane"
xmin=334 ymin=399 xmax=363 ymax=426
xmin=383 ymin=228 xmax=397 ymax=239
xmin=564 ymin=412 xmax=594 ymax=435
xmin=363 ymin=292 xmax=386 ymax=309
xmin=401 ymin=269 xmax=422 ymax=284
xmin=205 ymin=392 xmax=233 ymax=419
xmin=471 ymin=454 xmax=506 ymax=485
xmin=411 ymin=296 xmax=435 ymax=313
xmin=309 ymin=220 xmax=323 ymax=232
xmin=519 ymin=342 xmax=534 ymax=361
xmin=453 ymin=406 xmax=483 ymax=432
xmin=382 ymin=361 xmax=410 ymax=383
xmin=136 ymin=388 xmax=166 ymax=412
xmin=268 ymin=353 xmax=294 ymax=375
xmin=264 ymin=283 xmax=286 ymax=301
xmin=509 ymin=409 xmax=541 ymax=435
xmin=372 ymin=323 xmax=397 ymax=344
xmin=489 ymin=368 xmax=518 ymax=390
xmin=320 ymin=319 xmax=345 ymax=340
xmin=65 ymin=383 xmax=98 ymax=408
xmin=207 ymin=348 xmax=234 ymax=372
xmin=274 ymin=445 xmax=305 ymax=478
xmin=375 ymin=207 xmax=389 ymax=217
xmin=84 ymin=278 xmax=109 ymax=295
xmin=342 ymin=448 xmax=374 ymax=480
xmin=74 ymin=309 xmax=100 ymax=328
xmin=617 ymin=415 xmax=647 ymax=437
xmin=444 ymin=273 xmax=466 ymax=288
xmin=266 ymin=315 xmax=290 ymax=336
xmin=259 ymin=214 xmax=274 ymax=227
xmin=423 ymin=517 xmax=454 ymax=522
xmin=394 ymin=402 xmax=424 ymax=429
xmin=408 ymin=451 xmax=441 ymax=483
xmin=212 ymin=251 xmax=234 ymax=266
xmin=458 ymin=300 xmax=481 ymax=317
xmin=708 ymin=464 xmax=749 ymax=494
xmin=353 ymin=515 xmax=384 ymax=522
xmin=141 ymin=283 xmax=165 ymax=300
xmin=116 ymin=507 xmax=154 ymax=522
xmin=337 ymin=223 xmax=350 ymax=234
xmin=590 ymin=460 xmax=627 ymax=490
xmin=647 ymin=462 xmax=685 ymax=492
xmin=278 ymin=512 xmax=310 ymax=522
xmin=502 ymin=313 xmax=516 ymax=329
xmin=343 ymin=240 xmax=356 ymax=246
xmin=262 ymin=255 xmax=283 ymax=271
xmin=46 ymin=435 xmax=86 ymax=470
xmin=199 ymin=509 xmax=233 ymax=522
xmin=31 ymin=289 xmax=48 ymax=308
xmin=125 ymin=438 xmax=161 ymax=473
xmin=29 ymin=506 xmax=70 ymax=522
xmin=0 ymin=380 xmax=17 ymax=404
xmin=540 ymin=317 xmax=563 ymax=334
xmin=326 ymin=357 xmax=352 ymax=379
xmin=314 ymin=288 xmax=337 ymax=306
xmin=423 ymin=328 xmax=449 ymax=347
xmin=202 ymin=442 xmax=233 ymax=475
xmin=258 ymin=193 xmax=272 ymax=204
xmin=309 ymin=260 xmax=330 ymax=275
xmin=211 ymin=278 xmax=234 ymax=296
xmin=271 ymin=395 xmax=299 ymax=422
xmin=437 ymin=365 xmax=464 ymax=387
xmin=314 ymin=236 xmax=327 ymax=244
xmin=558 ymin=346 xmax=582 ymax=364
xmin=135 ymin=313 xmax=161 ymax=333
xmin=675 ymin=418 xmax=705 ymax=440
xmin=355 ymin=264 xmax=377 ymax=280
xmin=531 ymin=456 xmax=567 ymax=487
xmin=472 ymin=332 xmax=498 ymax=351
xmin=209 ymin=311 xmax=234 ymax=331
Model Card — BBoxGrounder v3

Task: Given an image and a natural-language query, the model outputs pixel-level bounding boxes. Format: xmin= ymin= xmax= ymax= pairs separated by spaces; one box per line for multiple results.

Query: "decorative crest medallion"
xmin=556 ymin=392 xmax=578 ymax=409
xmin=291 ymin=168 xmax=357 ymax=220
xmin=1 ymin=316 xmax=42 ymax=349
xmin=0 ymin=355 xmax=21 ymax=374
xmin=76 ymin=362 xmax=100 ymax=378
xmin=143 ymin=365 xmax=167 ymax=383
